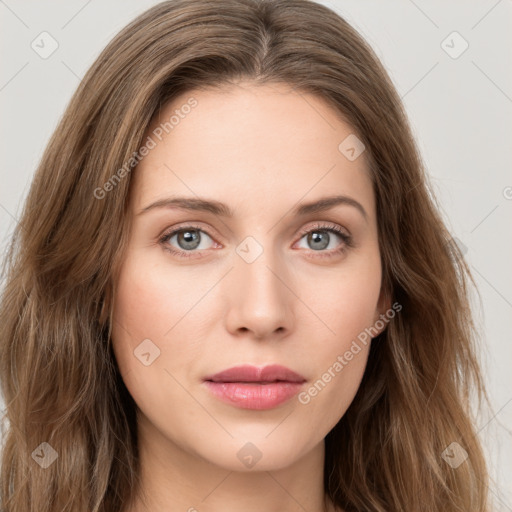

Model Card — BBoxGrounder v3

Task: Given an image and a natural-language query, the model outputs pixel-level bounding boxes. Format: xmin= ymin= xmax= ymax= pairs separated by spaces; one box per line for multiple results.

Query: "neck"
xmin=124 ymin=410 xmax=339 ymax=512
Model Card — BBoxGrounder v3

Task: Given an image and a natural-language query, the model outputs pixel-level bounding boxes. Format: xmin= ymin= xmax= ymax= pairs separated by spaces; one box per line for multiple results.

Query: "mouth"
xmin=203 ymin=364 xmax=306 ymax=410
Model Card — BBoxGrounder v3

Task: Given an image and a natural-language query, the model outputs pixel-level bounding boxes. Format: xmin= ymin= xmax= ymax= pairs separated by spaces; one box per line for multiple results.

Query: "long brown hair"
xmin=0 ymin=0 xmax=492 ymax=510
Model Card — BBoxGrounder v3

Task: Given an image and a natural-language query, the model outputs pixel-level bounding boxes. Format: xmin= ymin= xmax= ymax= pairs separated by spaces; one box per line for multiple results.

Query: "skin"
xmin=112 ymin=81 xmax=390 ymax=512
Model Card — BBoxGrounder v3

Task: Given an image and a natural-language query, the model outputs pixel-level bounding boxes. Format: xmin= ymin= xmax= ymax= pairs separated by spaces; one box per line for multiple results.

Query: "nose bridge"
xmin=235 ymin=234 xmax=285 ymax=304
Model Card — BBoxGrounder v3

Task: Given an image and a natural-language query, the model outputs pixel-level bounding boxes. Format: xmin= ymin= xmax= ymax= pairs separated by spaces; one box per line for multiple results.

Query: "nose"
xmin=224 ymin=242 xmax=294 ymax=340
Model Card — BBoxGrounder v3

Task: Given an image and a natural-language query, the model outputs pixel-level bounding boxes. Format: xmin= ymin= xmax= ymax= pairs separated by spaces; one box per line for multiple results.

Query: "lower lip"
xmin=203 ymin=381 xmax=304 ymax=410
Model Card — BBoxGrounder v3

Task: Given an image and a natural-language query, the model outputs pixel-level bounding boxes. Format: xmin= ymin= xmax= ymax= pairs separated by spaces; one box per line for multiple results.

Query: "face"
xmin=111 ymin=81 xmax=389 ymax=472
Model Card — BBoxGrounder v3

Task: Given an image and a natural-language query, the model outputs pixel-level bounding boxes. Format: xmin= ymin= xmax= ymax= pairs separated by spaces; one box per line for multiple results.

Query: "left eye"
xmin=296 ymin=229 xmax=346 ymax=251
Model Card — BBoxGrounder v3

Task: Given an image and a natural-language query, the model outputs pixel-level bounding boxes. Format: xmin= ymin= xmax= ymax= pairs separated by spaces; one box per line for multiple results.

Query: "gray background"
xmin=1 ymin=0 xmax=511 ymax=508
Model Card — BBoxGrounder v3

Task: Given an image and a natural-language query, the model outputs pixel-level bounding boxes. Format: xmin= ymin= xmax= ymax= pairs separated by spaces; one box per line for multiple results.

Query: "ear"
xmin=371 ymin=286 xmax=392 ymax=337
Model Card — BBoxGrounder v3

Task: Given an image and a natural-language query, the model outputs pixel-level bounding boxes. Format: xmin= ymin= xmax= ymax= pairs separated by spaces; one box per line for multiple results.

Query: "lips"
xmin=203 ymin=364 xmax=306 ymax=410
xmin=204 ymin=364 xmax=306 ymax=384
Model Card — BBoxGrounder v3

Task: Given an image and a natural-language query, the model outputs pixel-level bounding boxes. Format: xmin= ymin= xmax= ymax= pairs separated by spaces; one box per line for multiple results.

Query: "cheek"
xmin=301 ymin=249 xmax=382 ymax=345
xmin=110 ymin=254 xmax=196 ymax=423
xmin=112 ymin=263 xmax=166 ymax=341
xmin=112 ymin=250 xmax=204 ymax=342
xmin=110 ymin=252 xmax=177 ymax=378
xmin=293 ymin=252 xmax=380 ymax=424
xmin=110 ymin=251 xmax=217 ymax=388
xmin=297 ymin=280 xmax=375 ymax=430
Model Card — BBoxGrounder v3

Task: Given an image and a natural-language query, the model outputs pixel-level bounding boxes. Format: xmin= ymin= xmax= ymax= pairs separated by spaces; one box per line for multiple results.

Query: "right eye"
xmin=159 ymin=225 xmax=218 ymax=258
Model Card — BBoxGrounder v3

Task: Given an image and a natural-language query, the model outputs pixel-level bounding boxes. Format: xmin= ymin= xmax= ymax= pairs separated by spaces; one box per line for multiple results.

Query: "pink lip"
xmin=203 ymin=364 xmax=306 ymax=410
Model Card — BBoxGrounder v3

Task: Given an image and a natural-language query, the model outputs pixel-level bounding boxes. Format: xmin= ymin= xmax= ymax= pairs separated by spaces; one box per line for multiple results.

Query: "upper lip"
xmin=204 ymin=364 xmax=306 ymax=383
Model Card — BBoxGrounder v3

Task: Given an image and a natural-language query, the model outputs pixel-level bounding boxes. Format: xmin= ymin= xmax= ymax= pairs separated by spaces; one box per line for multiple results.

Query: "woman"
xmin=0 ymin=0 xmax=492 ymax=511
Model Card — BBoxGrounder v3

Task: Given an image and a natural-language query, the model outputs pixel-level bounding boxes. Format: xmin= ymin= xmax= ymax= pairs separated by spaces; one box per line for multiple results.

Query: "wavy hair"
xmin=0 ymin=0 xmax=492 ymax=510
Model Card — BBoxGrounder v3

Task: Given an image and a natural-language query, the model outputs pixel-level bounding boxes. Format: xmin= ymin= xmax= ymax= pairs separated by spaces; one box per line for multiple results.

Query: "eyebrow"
xmin=138 ymin=194 xmax=368 ymax=222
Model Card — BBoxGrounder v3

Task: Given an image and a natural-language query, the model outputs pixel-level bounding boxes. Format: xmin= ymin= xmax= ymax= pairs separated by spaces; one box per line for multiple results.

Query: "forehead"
xmin=131 ymin=82 xmax=374 ymax=220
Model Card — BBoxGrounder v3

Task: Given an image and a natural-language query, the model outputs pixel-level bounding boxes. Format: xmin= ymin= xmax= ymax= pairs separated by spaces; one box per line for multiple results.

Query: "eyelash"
xmin=158 ymin=222 xmax=354 ymax=260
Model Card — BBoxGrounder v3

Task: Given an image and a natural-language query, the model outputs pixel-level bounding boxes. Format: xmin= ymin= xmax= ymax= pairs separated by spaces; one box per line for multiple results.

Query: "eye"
xmin=294 ymin=222 xmax=353 ymax=258
xmin=159 ymin=224 xmax=216 ymax=259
